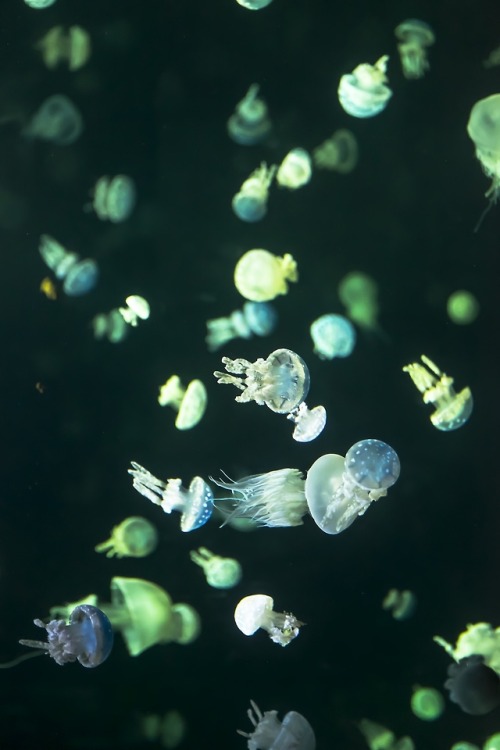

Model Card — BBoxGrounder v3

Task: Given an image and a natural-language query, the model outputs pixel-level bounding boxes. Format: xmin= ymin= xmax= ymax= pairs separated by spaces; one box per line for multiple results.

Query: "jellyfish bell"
xmin=338 ymin=56 xmax=392 ymax=118
xmin=445 ymin=655 xmax=500 ymax=715
xmin=238 ymin=700 xmax=316 ymax=750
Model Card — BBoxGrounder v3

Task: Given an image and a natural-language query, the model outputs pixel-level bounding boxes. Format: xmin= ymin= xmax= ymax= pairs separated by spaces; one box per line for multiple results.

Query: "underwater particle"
xmin=276 ymin=148 xmax=313 ymax=189
xmin=238 ymin=700 xmax=316 ymax=750
xmin=36 ymin=25 xmax=91 ymax=71
xmin=382 ymin=589 xmax=416 ymax=620
xmin=24 ymin=0 xmax=57 ymax=7
xmin=205 ymin=301 xmax=278 ymax=352
xmin=235 ymin=0 xmax=273 ymax=9
xmin=338 ymin=271 xmax=380 ymax=330
xmin=91 ymin=175 xmax=136 ymax=222
xmin=402 ymin=354 xmax=473 ymax=431
xmin=445 ymin=655 xmax=500 ymax=715
xmin=19 ymin=605 xmax=113 ymax=667
xmin=40 ymin=277 xmax=57 ymax=300
xmin=95 ymin=517 xmax=158 ymax=559
xmin=232 ymin=163 xmax=277 ymax=222
xmin=338 ymin=56 xmax=392 ymax=118
xmin=158 ymin=375 xmax=207 ymax=430
xmin=313 ymin=129 xmax=358 ymax=173
xmin=38 ymin=234 xmax=99 ymax=296
xmin=447 ymin=290 xmax=479 ymax=325
xmin=411 ymin=686 xmax=445 ymax=720
xmin=23 ymin=94 xmax=83 ymax=145
xmin=227 ymin=84 xmax=271 ymax=145
xmin=310 ymin=313 xmax=356 ymax=359
xmin=467 ymin=94 xmax=500 ymax=200
xmin=234 ymin=595 xmax=304 ymax=647
xmin=189 ymin=547 xmax=242 ymax=589
xmin=395 ymin=19 xmax=435 ymax=79
xmin=234 ymin=249 xmax=298 ymax=302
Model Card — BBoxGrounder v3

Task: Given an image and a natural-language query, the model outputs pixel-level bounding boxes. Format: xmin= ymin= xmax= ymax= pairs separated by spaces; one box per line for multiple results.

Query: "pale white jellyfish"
xmin=90 ymin=175 xmax=136 ymax=222
xmin=158 ymin=375 xmax=207 ymax=430
xmin=232 ymin=163 xmax=277 ymax=222
xmin=234 ymin=249 xmax=298 ymax=302
xmin=276 ymin=148 xmax=312 ymax=189
xmin=227 ymin=84 xmax=271 ymax=145
xmin=395 ymin=19 xmax=435 ymax=79
xmin=189 ymin=547 xmax=242 ymax=589
xmin=24 ymin=0 xmax=57 ymax=8
xmin=238 ymin=700 xmax=316 ymax=750
xmin=234 ymin=595 xmax=304 ymax=647
xmin=338 ymin=56 xmax=392 ymax=118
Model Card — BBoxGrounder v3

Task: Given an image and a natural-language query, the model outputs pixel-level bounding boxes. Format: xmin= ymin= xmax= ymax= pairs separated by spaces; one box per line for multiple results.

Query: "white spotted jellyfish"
xmin=23 ymin=94 xmax=83 ymax=145
xmin=234 ymin=594 xmax=304 ymax=647
xmin=95 ymin=516 xmax=158 ymax=559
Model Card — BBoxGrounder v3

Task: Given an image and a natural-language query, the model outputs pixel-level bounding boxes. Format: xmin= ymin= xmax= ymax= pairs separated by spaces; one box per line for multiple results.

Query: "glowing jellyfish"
xmin=23 ymin=94 xmax=83 ymax=145
xmin=118 ymin=295 xmax=150 ymax=326
xmin=358 ymin=720 xmax=395 ymax=750
xmin=92 ymin=309 xmax=129 ymax=343
xmin=395 ymin=19 xmax=435 ymax=79
xmin=205 ymin=301 xmax=278 ymax=352
xmin=91 ymin=175 xmax=136 ymax=223
xmin=227 ymin=84 xmax=271 ymax=145
xmin=410 ymin=686 xmax=445 ymax=721
xmin=158 ymin=375 xmax=207 ymax=430
xmin=234 ymin=595 xmax=304 ymax=647
xmin=238 ymin=700 xmax=316 ymax=750
xmin=24 ymin=0 xmax=57 ymax=8
xmin=403 ymin=355 xmax=473 ymax=431
xmin=129 ymin=462 xmax=214 ymax=531
xmin=39 ymin=234 xmax=99 ymax=296
xmin=36 ymin=25 xmax=91 ymax=71
xmin=382 ymin=589 xmax=416 ymax=620
xmin=234 ymin=249 xmax=298 ymax=302
xmin=467 ymin=94 xmax=500 ymax=199
xmin=305 ymin=439 xmax=401 ymax=535
xmin=445 ymin=656 xmax=500 ymax=715
xmin=18 ymin=605 xmax=113 ymax=667
xmin=338 ymin=56 xmax=392 ymax=118
xmin=447 ymin=290 xmax=479 ymax=325
xmin=95 ymin=516 xmax=158 ymax=559
xmin=434 ymin=623 xmax=500 ymax=676
xmin=310 ymin=314 xmax=356 ymax=359
xmin=313 ymin=129 xmax=358 ymax=173
xmin=338 ymin=272 xmax=380 ymax=330
xmin=484 ymin=734 xmax=500 ymax=750
xmin=235 ymin=0 xmax=273 ymax=9
xmin=232 ymin=163 xmax=276 ymax=222
xmin=276 ymin=148 xmax=312 ymax=189
xmin=190 ymin=547 xmax=242 ymax=589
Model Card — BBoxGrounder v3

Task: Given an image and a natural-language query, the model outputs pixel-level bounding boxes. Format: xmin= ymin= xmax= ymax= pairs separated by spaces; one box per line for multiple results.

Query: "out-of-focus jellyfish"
xmin=447 ymin=290 xmax=479 ymax=325
xmin=358 ymin=719 xmax=414 ymax=750
xmin=141 ymin=710 xmax=187 ymax=749
xmin=411 ymin=686 xmax=445 ymax=720
xmin=483 ymin=46 xmax=500 ymax=69
xmin=313 ymin=129 xmax=358 ymax=173
xmin=36 ymin=25 xmax=91 ymax=71
xmin=395 ymin=19 xmax=435 ymax=79
xmin=227 ymin=84 xmax=271 ymax=145
xmin=234 ymin=249 xmax=298 ymax=302
xmin=214 ymin=348 xmax=326 ymax=442
xmin=23 ymin=94 xmax=83 ymax=145
xmin=234 ymin=595 xmax=304 ymax=647
xmin=403 ymin=355 xmax=473 ymax=431
xmin=24 ymin=0 xmax=57 ymax=7
xmin=382 ymin=589 xmax=416 ymax=620
xmin=451 ymin=744 xmax=480 ymax=750
xmin=310 ymin=313 xmax=356 ymax=359
xmin=119 ymin=294 xmax=150 ymax=326
xmin=39 ymin=234 xmax=99 ymax=296
xmin=484 ymin=734 xmax=500 ymax=750
xmin=92 ymin=309 xmax=129 ymax=343
xmin=205 ymin=301 xmax=278 ymax=352
xmin=434 ymin=623 xmax=500 ymax=676
xmin=91 ymin=175 xmax=136 ymax=222
xmin=276 ymin=148 xmax=312 ymax=189
xmin=232 ymin=163 xmax=276 ymax=222
xmin=235 ymin=0 xmax=273 ymax=9
xmin=445 ymin=655 xmax=500 ymax=715
xmin=18 ymin=605 xmax=113 ymax=667
xmin=338 ymin=56 xmax=392 ymax=118
xmin=158 ymin=375 xmax=207 ymax=430
xmin=467 ymin=95 xmax=500 ymax=200
xmin=305 ymin=439 xmax=400 ymax=535
xmin=129 ymin=462 xmax=214 ymax=531
xmin=190 ymin=547 xmax=242 ymax=589
xmin=95 ymin=516 xmax=158 ymax=559
xmin=213 ymin=467 xmax=307 ymax=527
xmin=238 ymin=700 xmax=316 ymax=750
xmin=338 ymin=271 xmax=380 ymax=331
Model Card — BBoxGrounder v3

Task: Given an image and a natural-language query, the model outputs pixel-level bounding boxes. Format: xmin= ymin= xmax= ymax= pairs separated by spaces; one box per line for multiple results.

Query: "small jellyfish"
xmin=276 ymin=148 xmax=312 ymax=190
xmin=24 ymin=0 xmax=57 ymax=8
xmin=158 ymin=375 xmax=207 ymax=430
xmin=382 ymin=589 xmax=416 ymax=620
xmin=36 ymin=25 xmax=91 ymax=71
xmin=23 ymin=94 xmax=83 ymax=145
xmin=338 ymin=272 xmax=380 ymax=331
xmin=118 ymin=295 xmax=150 ymax=327
xmin=338 ymin=56 xmax=392 ymax=118
xmin=358 ymin=719 xmax=395 ymax=750
xmin=129 ymin=462 xmax=214 ymax=531
xmin=18 ymin=605 xmax=113 ymax=667
xmin=484 ymin=734 xmax=500 ymax=750
xmin=235 ymin=0 xmax=273 ymax=9
xmin=310 ymin=314 xmax=356 ymax=360
xmin=313 ymin=129 xmax=358 ymax=173
xmin=95 ymin=517 xmax=158 ymax=559
xmin=205 ymin=301 xmax=278 ymax=352
xmin=403 ymin=354 xmax=473 ymax=431
xmin=445 ymin=655 xmax=500 ymax=715
xmin=446 ymin=291 xmax=479 ymax=325
xmin=410 ymin=686 xmax=445 ymax=721
xmin=305 ymin=439 xmax=400 ymax=535
xmin=234 ymin=595 xmax=304 ymax=647
xmin=238 ymin=700 xmax=316 ymax=750
xmin=92 ymin=309 xmax=129 ymax=343
xmin=467 ymin=95 xmax=500 ymax=200
xmin=234 ymin=249 xmax=298 ymax=302
xmin=232 ymin=163 xmax=276 ymax=222
xmin=227 ymin=84 xmax=271 ymax=145
xmin=140 ymin=710 xmax=187 ymax=748
xmin=395 ymin=19 xmax=435 ymax=79
xmin=91 ymin=175 xmax=136 ymax=223
xmin=38 ymin=234 xmax=99 ymax=296
xmin=189 ymin=547 xmax=242 ymax=589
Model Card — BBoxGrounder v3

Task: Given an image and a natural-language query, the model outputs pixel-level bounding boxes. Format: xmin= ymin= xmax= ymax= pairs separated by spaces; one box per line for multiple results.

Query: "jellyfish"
xmin=118 ymin=295 xmax=150 ymax=326
xmin=484 ymin=735 xmax=500 ymax=750
xmin=205 ymin=301 xmax=278 ymax=352
xmin=189 ymin=547 xmax=242 ymax=589
xmin=238 ymin=700 xmax=316 ymax=750
xmin=313 ymin=129 xmax=358 ymax=173
xmin=232 ymin=163 xmax=276 ymax=222
xmin=338 ymin=272 xmax=380 ymax=331
xmin=410 ymin=686 xmax=445 ymax=721
xmin=227 ymin=84 xmax=271 ymax=145
xmin=140 ymin=710 xmax=187 ymax=748
xmin=95 ymin=517 xmax=158 ymax=559
xmin=467 ymin=94 xmax=500 ymax=201
xmin=234 ymin=249 xmax=298 ymax=302
xmin=235 ymin=0 xmax=273 ymax=10
xmin=92 ymin=309 xmax=129 ymax=343
xmin=382 ymin=589 xmax=416 ymax=620
xmin=338 ymin=56 xmax=392 ymax=118
xmin=157 ymin=375 xmax=207 ymax=430
xmin=445 ymin=655 xmax=500 ymax=715
xmin=305 ymin=439 xmax=401 ymax=535
xmin=38 ymin=234 xmax=99 ymax=296
xmin=276 ymin=148 xmax=312 ymax=189
xmin=18 ymin=605 xmax=113 ymax=667
xmin=24 ymin=0 xmax=57 ymax=8
xmin=310 ymin=314 xmax=356 ymax=360
xmin=434 ymin=622 xmax=500 ymax=676
xmin=36 ymin=25 xmax=91 ymax=71
xmin=446 ymin=291 xmax=479 ymax=325
xmin=234 ymin=595 xmax=304 ymax=647
xmin=91 ymin=175 xmax=136 ymax=222
xmin=23 ymin=94 xmax=83 ymax=144
xmin=395 ymin=19 xmax=435 ymax=79
xmin=129 ymin=461 xmax=214 ymax=531
xmin=402 ymin=355 xmax=473 ymax=431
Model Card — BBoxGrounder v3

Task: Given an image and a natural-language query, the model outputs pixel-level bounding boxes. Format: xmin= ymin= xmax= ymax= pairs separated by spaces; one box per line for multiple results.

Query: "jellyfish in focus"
xmin=158 ymin=375 xmax=207 ymax=430
xmin=205 ymin=301 xmax=278 ymax=352
xmin=338 ymin=271 xmax=380 ymax=331
xmin=467 ymin=94 xmax=500 ymax=200
xmin=382 ymin=589 xmax=416 ymax=620
xmin=190 ymin=547 xmax=242 ymax=589
xmin=23 ymin=94 xmax=83 ymax=144
xmin=129 ymin=462 xmax=214 ymax=531
xmin=234 ymin=249 xmax=298 ymax=302
xmin=313 ymin=129 xmax=358 ymax=173
xmin=238 ymin=700 xmax=316 ymax=749
xmin=403 ymin=355 xmax=473 ymax=431
xmin=310 ymin=314 xmax=356 ymax=359
xmin=95 ymin=517 xmax=158 ymax=559
xmin=445 ymin=655 xmax=500 ymax=715
xmin=36 ymin=25 xmax=91 ymax=71
xmin=234 ymin=595 xmax=304 ymax=647
xmin=395 ymin=19 xmax=435 ymax=79
xmin=39 ymin=234 xmax=99 ymax=296
xmin=276 ymin=148 xmax=312 ymax=189
xmin=446 ymin=290 xmax=479 ymax=325
xmin=19 ymin=605 xmax=113 ymax=667
xmin=305 ymin=439 xmax=401 ymax=535
xmin=338 ymin=56 xmax=392 ymax=118
xmin=232 ymin=163 xmax=276 ymax=222
xmin=410 ymin=686 xmax=445 ymax=720
xmin=91 ymin=175 xmax=136 ymax=222
xmin=227 ymin=84 xmax=271 ymax=145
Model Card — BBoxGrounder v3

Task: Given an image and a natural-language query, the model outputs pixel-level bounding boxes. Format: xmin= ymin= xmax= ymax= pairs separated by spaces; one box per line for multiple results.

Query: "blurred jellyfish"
xmin=119 ymin=295 xmax=150 ymax=326
xmin=445 ymin=655 xmax=500 ymax=715
xmin=235 ymin=0 xmax=273 ymax=9
xmin=358 ymin=720 xmax=414 ymax=750
xmin=39 ymin=234 xmax=99 ymax=296
xmin=190 ymin=547 xmax=242 ymax=589
xmin=310 ymin=314 xmax=356 ymax=359
xmin=382 ymin=589 xmax=416 ymax=620
xmin=338 ymin=56 xmax=392 ymax=118
xmin=234 ymin=595 xmax=304 ymax=647
xmin=140 ymin=710 xmax=187 ymax=749
xmin=24 ymin=0 xmax=57 ymax=8
xmin=23 ymin=94 xmax=83 ymax=145
xmin=95 ymin=517 xmax=158 ymax=559
xmin=232 ymin=163 xmax=276 ymax=222
xmin=205 ymin=301 xmax=278 ymax=352
xmin=338 ymin=271 xmax=380 ymax=331
xmin=447 ymin=290 xmax=479 ymax=325
xmin=410 ymin=686 xmax=445 ymax=720
xmin=484 ymin=734 xmax=500 ymax=750
xmin=313 ymin=129 xmax=358 ymax=173
xmin=434 ymin=623 xmax=500 ymax=676
xmin=238 ymin=700 xmax=316 ymax=749
xmin=36 ymin=25 xmax=91 ymax=71
xmin=227 ymin=84 xmax=271 ymax=145
xmin=158 ymin=375 xmax=207 ymax=430
xmin=234 ymin=249 xmax=298 ymax=302
xmin=91 ymin=175 xmax=136 ymax=222
xmin=276 ymin=148 xmax=312 ymax=189
xmin=395 ymin=20 xmax=435 ymax=79
xmin=467 ymin=94 xmax=500 ymax=203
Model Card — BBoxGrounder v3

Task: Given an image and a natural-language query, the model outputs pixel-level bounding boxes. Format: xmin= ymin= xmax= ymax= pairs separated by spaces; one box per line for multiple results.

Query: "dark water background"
xmin=0 ymin=0 xmax=498 ymax=747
